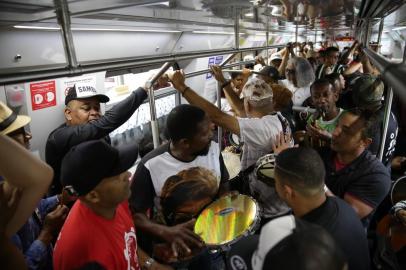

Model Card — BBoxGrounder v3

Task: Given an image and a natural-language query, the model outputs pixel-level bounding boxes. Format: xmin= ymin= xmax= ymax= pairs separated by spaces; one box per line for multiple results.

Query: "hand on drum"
xmin=272 ymin=132 xmax=296 ymax=155
xmin=162 ymin=218 xmax=204 ymax=259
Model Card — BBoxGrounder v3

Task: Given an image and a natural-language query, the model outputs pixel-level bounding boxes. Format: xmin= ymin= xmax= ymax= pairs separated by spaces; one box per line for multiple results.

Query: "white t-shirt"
xmin=279 ymin=79 xmax=311 ymax=106
xmin=144 ymin=141 xmax=222 ymax=195
xmin=238 ymin=113 xmax=288 ymax=170
xmin=237 ymin=113 xmax=292 ymax=218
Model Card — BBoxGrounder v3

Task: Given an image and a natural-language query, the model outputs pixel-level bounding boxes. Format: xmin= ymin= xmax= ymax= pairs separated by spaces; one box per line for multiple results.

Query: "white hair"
xmin=288 ymin=57 xmax=315 ymax=88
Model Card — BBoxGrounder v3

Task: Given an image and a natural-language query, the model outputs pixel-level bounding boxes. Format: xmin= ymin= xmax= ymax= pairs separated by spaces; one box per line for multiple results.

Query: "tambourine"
xmin=255 ymin=153 xmax=276 ymax=186
xmin=194 ymin=194 xmax=260 ymax=250
xmin=391 ymin=176 xmax=406 ymax=205
xmin=229 ymin=133 xmax=241 ymax=148
xmin=221 ymin=151 xmax=241 ymax=181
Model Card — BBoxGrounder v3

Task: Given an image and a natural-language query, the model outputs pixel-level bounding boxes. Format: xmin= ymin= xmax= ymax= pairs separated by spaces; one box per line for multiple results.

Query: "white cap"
xmin=252 ymin=215 xmax=297 ymax=270
xmin=270 ymin=52 xmax=282 ymax=61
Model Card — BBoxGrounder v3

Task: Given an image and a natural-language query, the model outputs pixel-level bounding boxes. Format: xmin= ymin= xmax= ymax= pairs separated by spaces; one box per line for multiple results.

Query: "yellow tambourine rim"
xmin=194 ymin=195 xmax=258 ymax=246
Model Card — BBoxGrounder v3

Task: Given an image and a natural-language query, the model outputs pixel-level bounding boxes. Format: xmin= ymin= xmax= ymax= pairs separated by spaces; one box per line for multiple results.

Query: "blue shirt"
xmin=11 ymin=195 xmax=59 ymax=270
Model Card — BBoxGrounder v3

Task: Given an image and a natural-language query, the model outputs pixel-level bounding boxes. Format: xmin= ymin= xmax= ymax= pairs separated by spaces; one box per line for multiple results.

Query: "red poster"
xmin=30 ymin=81 xmax=56 ymax=110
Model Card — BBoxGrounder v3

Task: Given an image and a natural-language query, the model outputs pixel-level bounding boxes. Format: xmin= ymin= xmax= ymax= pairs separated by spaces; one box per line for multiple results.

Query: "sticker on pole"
xmin=30 ymin=81 xmax=56 ymax=110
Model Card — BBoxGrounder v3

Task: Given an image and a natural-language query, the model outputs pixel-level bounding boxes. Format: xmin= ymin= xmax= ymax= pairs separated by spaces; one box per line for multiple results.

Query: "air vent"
xmin=201 ymin=0 xmax=253 ymax=18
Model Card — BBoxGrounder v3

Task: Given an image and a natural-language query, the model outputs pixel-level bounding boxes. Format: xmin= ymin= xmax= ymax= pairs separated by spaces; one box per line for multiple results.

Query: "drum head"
xmin=255 ymin=154 xmax=276 ymax=186
xmin=221 ymin=151 xmax=241 ymax=180
xmin=194 ymin=195 xmax=258 ymax=247
xmin=229 ymin=133 xmax=241 ymax=147
xmin=391 ymin=176 xmax=406 ymax=205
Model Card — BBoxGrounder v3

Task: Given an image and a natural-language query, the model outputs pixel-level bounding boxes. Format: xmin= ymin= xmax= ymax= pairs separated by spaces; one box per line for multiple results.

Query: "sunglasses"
xmin=8 ymin=127 xmax=32 ymax=141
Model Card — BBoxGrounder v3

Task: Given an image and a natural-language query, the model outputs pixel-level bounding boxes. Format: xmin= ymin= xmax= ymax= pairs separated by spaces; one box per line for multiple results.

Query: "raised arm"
xmin=168 ymin=70 xmax=241 ymax=136
xmin=339 ymin=40 xmax=359 ymax=65
xmin=0 ymin=135 xmax=53 ymax=236
xmin=278 ymin=45 xmax=291 ymax=77
xmin=210 ymin=65 xmax=246 ymax=117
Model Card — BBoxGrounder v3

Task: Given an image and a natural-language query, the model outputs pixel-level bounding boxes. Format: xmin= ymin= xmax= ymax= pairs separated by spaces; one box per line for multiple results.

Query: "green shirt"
xmin=307 ymin=108 xmax=345 ymax=133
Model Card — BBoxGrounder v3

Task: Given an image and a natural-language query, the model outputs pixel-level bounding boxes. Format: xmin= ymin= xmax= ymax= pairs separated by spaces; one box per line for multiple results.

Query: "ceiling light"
xmin=14 ymin=25 xmax=181 ymax=33
xmin=14 ymin=25 xmax=60 ymax=30
xmin=393 ymin=26 xmax=406 ymax=31
xmin=192 ymin=31 xmax=242 ymax=35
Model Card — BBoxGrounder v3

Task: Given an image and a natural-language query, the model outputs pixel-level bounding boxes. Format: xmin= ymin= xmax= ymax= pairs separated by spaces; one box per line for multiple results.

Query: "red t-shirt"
xmin=334 ymin=156 xmax=347 ymax=172
xmin=53 ymin=200 xmax=140 ymax=270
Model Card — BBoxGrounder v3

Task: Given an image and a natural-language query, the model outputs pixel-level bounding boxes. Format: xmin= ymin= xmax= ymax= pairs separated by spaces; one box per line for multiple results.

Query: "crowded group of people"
xmin=1 ymin=39 xmax=405 ymax=270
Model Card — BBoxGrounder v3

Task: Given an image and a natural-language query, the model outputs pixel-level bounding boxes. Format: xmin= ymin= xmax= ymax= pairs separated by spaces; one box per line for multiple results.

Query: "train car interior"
xmin=1 ymin=0 xmax=406 ymax=269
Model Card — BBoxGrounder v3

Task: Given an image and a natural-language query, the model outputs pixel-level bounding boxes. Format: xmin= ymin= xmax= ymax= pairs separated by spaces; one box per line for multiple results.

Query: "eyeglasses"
xmin=8 ymin=127 xmax=32 ymax=142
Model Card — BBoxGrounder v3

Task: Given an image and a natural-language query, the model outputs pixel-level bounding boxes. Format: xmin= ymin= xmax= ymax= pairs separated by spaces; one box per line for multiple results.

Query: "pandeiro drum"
xmin=194 ymin=194 xmax=260 ymax=250
xmin=255 ymin=153 xmax=277 ymax=186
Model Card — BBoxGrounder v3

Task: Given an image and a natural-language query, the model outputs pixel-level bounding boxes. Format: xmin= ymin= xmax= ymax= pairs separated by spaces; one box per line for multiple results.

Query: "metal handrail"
xmin=363 ymin=47 xmax=406 ymax=103
xmin=0 ymin=45 xmax=285 ymax=85
xmin=146 ymin=62 xmax=173 ymax=149
xmin=362 ymin=47 xmax=406 ymax=162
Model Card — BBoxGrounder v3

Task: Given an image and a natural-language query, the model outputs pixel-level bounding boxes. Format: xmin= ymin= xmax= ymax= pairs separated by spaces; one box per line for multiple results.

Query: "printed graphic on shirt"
xmin=124 ymin=227 xmax=139 ymax=270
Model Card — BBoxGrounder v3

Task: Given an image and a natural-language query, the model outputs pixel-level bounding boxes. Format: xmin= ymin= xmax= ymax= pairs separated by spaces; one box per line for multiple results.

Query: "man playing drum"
xmin=168 ymin=69 xmax=292 ymax=223
xmin=129 ymin=104 xmax=229 ymax=265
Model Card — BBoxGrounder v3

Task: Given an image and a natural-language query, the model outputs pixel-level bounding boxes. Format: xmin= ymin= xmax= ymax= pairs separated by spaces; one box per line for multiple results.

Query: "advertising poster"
xmin=30 ymin=81 xmax=56 ymax=111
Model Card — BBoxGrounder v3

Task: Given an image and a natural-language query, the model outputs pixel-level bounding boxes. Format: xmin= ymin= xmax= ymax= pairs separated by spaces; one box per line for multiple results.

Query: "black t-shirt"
xmin=45 ymin=88 xmax=147 ymax=195
xmin=302 ymin=196 xmax=370 ymax=270
xmin=319 ymin=148 xmax=391 ymax=227
xmin=315 ymin=63 xmax=346 ymax=79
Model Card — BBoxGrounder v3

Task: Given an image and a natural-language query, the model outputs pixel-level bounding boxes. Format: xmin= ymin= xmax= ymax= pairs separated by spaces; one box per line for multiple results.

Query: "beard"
xmin=191 ymin=143 xmax=211 ymax=157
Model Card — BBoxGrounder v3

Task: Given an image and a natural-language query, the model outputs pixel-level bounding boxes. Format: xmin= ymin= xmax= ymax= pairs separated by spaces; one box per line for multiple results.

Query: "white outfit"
xmin=279 ymin=79 xmax=311 ymax=106
xmin=237 ymin=113 xmax=292 ymax=218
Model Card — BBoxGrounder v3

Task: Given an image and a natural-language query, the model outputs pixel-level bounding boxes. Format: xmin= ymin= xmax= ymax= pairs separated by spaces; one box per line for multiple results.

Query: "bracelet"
xmin=221 ymin=80 xmax=231 ymax=89
xmin=144 ymin=257 xmax=155 ymax=269
xmin=181 ymin=86 xmax=190 ymax=95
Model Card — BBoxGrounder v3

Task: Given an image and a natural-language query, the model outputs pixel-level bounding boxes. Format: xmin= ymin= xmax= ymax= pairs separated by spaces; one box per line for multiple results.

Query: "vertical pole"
xmin=378 ymin=88 xmax=393 ymax=161
xmin=295 ymin=7 xmax=298 ymax=45
xmin=235 ymin=9 xmax=240 ymax=51
xmin=364 ymin=19 xmax=372 ymax=47
xmin=54 ymin=0 xmax=78 ymax=69
xmin=295 ymin=23 xmax=298 ymax=45
xmin=403 ymin=42 xmax=406 ymax=64
xmin=266 ymin=15 xmax=269 ymax=63
xmin=376 ymin=18 xmax=384 ymax=53
xmin=314 ymin=29 xmax=317 ymax=43
xmin=146 ymin=62 xmax=173 ymax=149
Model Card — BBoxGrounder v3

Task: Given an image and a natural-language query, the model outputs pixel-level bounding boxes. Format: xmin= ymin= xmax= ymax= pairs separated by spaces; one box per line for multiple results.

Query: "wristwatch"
xmin=144 ymin=257 xmax=155 ymax=269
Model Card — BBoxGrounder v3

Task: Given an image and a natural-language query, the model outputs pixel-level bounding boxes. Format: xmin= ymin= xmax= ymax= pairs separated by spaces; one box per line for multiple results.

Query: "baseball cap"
xmin=352 ymin=74 xmax=384 ymax=107
xmin=64 ymin=82 xmax=110 ymax=105
xmin=258 ymin=66 xmax=280 ymax=81
xmin=0 ymin=101 xmax=31 ymax=135
xmin=227 ymin=215 xmax=346 ymax=270
xmin=241 ymin=77 xmax=273 ymax=102
xmin=61 ymin=140 xmax=138 ymax=196
xmin=270 ymin=53 xmax=282 ymax=62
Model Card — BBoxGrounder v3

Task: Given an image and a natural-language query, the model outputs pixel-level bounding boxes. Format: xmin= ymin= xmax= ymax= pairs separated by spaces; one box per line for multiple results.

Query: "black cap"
xmin=61 ymin=140 xmax=138 ymax=196
xmin=65 ymin=83 xmax=110 ymax=105
xmin=258 ymin=66 xmax=279 ymax=81
xmin=227 ymin=215 xmax=346 ymax=270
